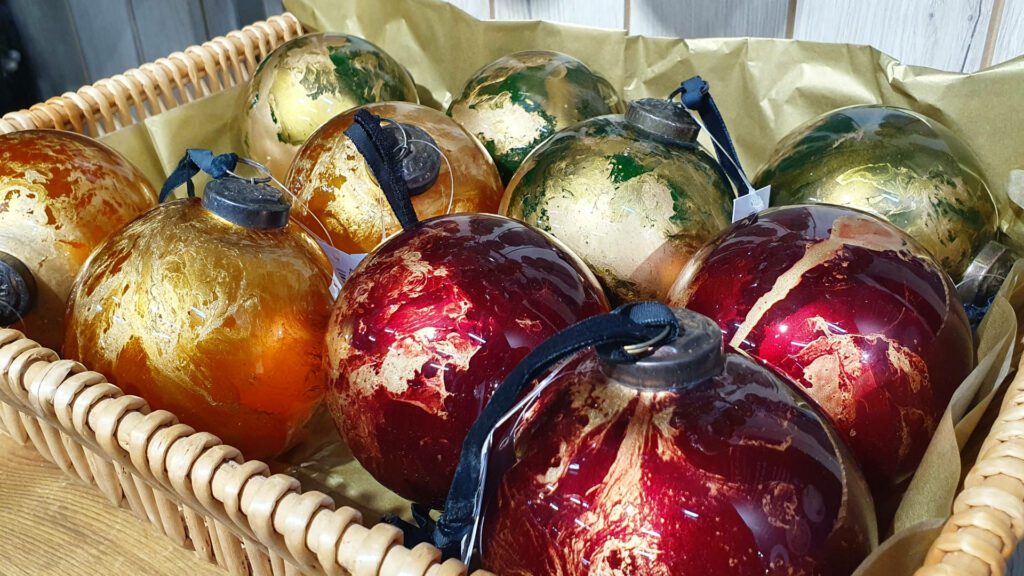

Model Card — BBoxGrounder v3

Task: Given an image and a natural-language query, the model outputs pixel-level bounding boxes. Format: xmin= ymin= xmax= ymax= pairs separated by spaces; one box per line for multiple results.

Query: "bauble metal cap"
xmin=626 ymin=98 xmax=701 ymax=146
xmin=383 ymin=122 xmax=441 ymax=197
xmin=202 ymin=177 xmax=289 ymax=230
xmin=0 ymin=251 xmax=36 ymax=325
xmin=958 ymin=240 xmax=1017 ymax=306
xmin=601 ymin=308 xmax=725 ymax=390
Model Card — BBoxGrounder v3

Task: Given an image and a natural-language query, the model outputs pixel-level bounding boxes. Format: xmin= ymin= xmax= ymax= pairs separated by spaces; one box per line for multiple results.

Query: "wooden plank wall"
xmin=6 ymin=0 xmax=1023 ymax=106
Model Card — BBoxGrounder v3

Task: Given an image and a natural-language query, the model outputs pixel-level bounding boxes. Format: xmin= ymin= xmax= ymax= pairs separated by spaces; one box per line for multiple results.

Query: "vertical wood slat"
xmin=262 ymin=0 xmax=285 ymax=16
xmin=200 ymin=0 xmax=241 ymax=38
xmin=447 ymin=0 xmax=490 ymax=19
xmin=792 ymin=0 xmax=996 ymax=72
xmin=494 ymin=0 xmax=625 ymax=31
xmin=992 ymin=0 xmax=1024 ymax=65
xmin=628 ymin=0 xmax=789 ymax=39
xmin=130 ymin=0 xmax=207 ymax=63
xmin=7 ymin=0 xmax=89 ymax=100
xmin=67 ymin=0 xmax=142 ymax=81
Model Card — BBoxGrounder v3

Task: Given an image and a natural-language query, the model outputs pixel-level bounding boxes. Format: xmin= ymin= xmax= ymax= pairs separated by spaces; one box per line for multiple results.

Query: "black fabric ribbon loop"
xmin=344 ymin=109 xmax=419 ymax=230
xmin=159 ymin=149 xmax=239 ymax=202
xmin=671 ymin=76 xmax=749 ymax=194
xmin=388 ymin=301 xmax=680 ymax=562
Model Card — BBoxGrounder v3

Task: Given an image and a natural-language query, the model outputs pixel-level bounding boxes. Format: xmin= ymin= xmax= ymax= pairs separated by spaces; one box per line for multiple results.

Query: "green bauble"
xmin=448 ymin=50 xmax=624 ymax=184
xmin=501 ymin=99 xmax=733 ymax=303
xmin=242 ymin=33 xmax=418 ymax=181
xmin=755 ymin=105 xmax=999 ymax=279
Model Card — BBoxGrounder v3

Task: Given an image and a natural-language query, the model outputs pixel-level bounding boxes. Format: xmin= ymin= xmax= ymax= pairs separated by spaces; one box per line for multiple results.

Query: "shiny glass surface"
xmin=754 ymin=105 xmax=998 ymax=279
xmin=501 ymin=115 xmax=733 ymax=304
xmin=482 ymin=351 xmax=874 ymax=576
xmin=287 ymin=102 xmax=504 ymax=255
xmin=242 ymin=33 xmax=419 ymax=181
xmin=325 ymin=213 xmax=609 ymax=507
xmin=670 ymin=205 xmax=974 ymax=490
xmin=64 ymin=198 xmax=334 ymax=460
xmin=448 ymin=50 xmax=624 ymax=183
xmin=0 ymin=129 xmax=157 ymax=349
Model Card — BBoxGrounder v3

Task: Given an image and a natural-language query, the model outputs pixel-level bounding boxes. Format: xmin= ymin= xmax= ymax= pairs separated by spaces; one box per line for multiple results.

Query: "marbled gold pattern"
xmin=287 ymin=102 xmax=503 ymax=254
xmin=482 ymin=351 xmax=874 ymax=575
xmin=0 ymin=129 xmax=157 ymax=350
xmin=325 ymin=214 xmax=609 ymax=507
xmin=755 ymin=105 xmax=998 ymax=279
xmin=63 ymin=198 xmax=334 ymax=460
xmin=501 ymin=115 xmax=733 ymax=303
xmin=671 ymin=205 xmax=974 ymax=492
xmin=242 ymin=33 xmax=418 ymax=181
xmin=448 ymin=51 xmax=624 ymax=183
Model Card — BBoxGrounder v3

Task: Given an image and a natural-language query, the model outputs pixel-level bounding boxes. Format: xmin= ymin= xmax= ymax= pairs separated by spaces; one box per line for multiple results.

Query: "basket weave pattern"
xmin=0 ymin=14 xmax=303 ymax=136
xmin=0 ymin=11 xmax=1021 ymax=576
xmin=0 ymin=327 xmax=478 ymax=576
xmin=0 ymin=13 xmax=484 ymax=576
xmin=917 ymin=353 xmax=1024 ymax=575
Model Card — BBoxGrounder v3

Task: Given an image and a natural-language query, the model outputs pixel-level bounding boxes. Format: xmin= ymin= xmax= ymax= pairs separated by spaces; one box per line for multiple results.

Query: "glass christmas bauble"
xmin=64 ymin=180 xmax=334 ymax=460
xmin=325 ymin=213 xmax=609 ymax=507
xmin=242 ymin=33 xmax=418 ymax=181
xmin=501 ymin=99 xmax=733 ymax=303
xmin=287 ymin=102 xmax=503 ymax=255
xmin=0 ymin=129 xmax=157 ymax=350
xmin=754 ymin=105 xmax=998 ymax=279
xmin=669 ymin=204 xmax=974 ymax=490
xmin=448 ymin=50 xmax=624 ymax=183
xmin=482 ymin=309 xmax=875 ymax=576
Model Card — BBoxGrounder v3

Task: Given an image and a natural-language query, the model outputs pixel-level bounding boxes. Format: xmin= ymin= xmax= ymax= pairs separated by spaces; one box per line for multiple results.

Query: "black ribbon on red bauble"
xmin=388 ymin=301 xmax=681 ymax=563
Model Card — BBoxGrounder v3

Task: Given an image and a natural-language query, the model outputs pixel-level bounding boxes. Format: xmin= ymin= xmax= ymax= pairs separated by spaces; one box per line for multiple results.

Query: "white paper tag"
xmin=316 ymin=239 xmax=367 ymax=299
xmin=731 ymin=185 xmax=771 ymax=222
xmin=1008 ymin=169 xmax=1024 ymax=210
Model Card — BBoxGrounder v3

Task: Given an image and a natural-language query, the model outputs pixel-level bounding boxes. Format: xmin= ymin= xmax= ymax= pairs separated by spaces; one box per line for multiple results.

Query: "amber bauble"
xmin=325 ymin=213 xmax=609 ymax=507
xmin=755 ymin=105 xmax=998 ymax=279
xmin=670 ymin=205 xmax=974 ymax=490
xmin=64 ymin=191 xmax=334 ymax=460
xmin=501 ymin=100 xmax=733 ymax=303
xmin=482 ymin=309 xmax=874 ymax=576
xmin=0 ymin=129 xmax=156 ymax=350
xmin=242 ymin=33 xmax=419 ymax=181
xmin=287 ymin=102 xmax=504 ymax=254
xmin=448 ymin=50 xmax=624 ymax=183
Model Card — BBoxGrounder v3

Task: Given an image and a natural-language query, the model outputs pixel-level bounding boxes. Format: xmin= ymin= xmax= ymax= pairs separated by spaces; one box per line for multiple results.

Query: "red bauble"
xmin=326 ymin=213 xmax=609 ymax=507
xmin=669 ymin=205 xmax=974 ymax=489
xmin=482 ymin=310 xmax=874 ymax=576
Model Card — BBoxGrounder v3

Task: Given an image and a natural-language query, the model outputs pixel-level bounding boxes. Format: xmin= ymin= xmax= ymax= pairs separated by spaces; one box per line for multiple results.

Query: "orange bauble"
xmin=0 ymin=129 xmax=157 ymax=349
xmin=64 ymin=181 xmax=333 ymax=459
xmin=287 ymin=101 xmax=503 ymax=254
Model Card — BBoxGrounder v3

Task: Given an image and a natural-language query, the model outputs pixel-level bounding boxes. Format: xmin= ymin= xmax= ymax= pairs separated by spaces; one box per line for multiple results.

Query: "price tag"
xmin=1008 ymin=169 xmax=1024 ymax=210
xmin=316 ymin=239 xmax=367 ymax=299
xmin=731 ymin=185 xmax=771 ymax=222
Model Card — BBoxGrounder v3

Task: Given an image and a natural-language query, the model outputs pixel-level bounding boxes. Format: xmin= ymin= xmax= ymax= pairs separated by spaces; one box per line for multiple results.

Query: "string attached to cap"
xmin=671 ymin=76 xmax=750 ymax=195
xmin=344 ymin=109 xmax=420 ymax=230
xmin=389 ymin=301 xmax=681 ymax=563
xmin=160 ymin=149 xmax=239 ymax=201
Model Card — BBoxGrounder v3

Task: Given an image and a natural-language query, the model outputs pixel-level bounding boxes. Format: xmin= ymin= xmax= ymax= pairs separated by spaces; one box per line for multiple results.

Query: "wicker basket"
xmin=0 ymin=11 xmax=1021 ymax=576
xmin=0 ymin=13 xmax=483 ymax=576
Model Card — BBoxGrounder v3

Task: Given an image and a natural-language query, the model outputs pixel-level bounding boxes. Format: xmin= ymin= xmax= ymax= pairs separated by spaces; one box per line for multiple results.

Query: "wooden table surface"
xmin=0 ymin=432 xmax=226 ymax=576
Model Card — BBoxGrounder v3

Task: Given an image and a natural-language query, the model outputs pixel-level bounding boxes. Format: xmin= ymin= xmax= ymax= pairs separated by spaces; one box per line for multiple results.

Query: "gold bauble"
xmin=448 ymin=50 xmax=624 ymax=184
xmin=64 ymin=185 xmax=333 ymax=460
xmin=287 ymin=102 xmax=503 ymax=254
xmin=755 ymin=105 xmax=998 ymax=279
xmin=501 ymin=99 xmax=733 ymax=303
xmin=0 ymin=129 xmax=157 ymax=349
xmin=242 ymin=33 xmax=419 ymax=181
